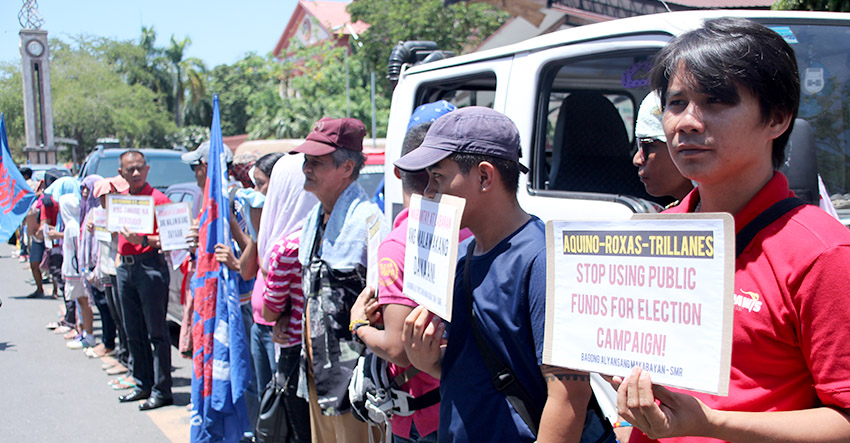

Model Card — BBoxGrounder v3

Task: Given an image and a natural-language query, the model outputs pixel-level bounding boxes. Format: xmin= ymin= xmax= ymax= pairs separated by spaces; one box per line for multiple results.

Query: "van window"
xmin=415 ymin=72 xmax=497 ymax=110
xmin=532 ymin=50 xmax=663 ymax=204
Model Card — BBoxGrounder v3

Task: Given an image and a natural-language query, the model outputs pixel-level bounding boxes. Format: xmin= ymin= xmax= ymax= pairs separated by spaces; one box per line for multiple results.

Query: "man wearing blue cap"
xmin=397 ymin=107 xmax=596 ymax=442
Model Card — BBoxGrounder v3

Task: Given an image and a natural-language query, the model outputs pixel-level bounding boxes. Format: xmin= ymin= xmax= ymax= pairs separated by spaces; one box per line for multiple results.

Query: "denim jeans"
xmin=116 ymin=255 xmax=171 ymax=399
xmin=393 ymin=422 xmax=438 ymax=443
xmin=251 ymin=323 xmax=276 ymax=402
xmin=241 ymin=303 xmax=258 ymax=432
xmin=90 ymin=286 xmax=116 ymax=349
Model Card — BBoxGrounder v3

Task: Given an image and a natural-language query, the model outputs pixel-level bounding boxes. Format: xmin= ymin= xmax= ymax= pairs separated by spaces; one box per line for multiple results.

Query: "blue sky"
xmin=0 ymin=0 xmax=307 ymax=68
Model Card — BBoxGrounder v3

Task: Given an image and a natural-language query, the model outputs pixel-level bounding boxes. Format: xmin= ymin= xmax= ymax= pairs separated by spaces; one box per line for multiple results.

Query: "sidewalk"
xmin=0 ymin=244 xmax=191 ymax=442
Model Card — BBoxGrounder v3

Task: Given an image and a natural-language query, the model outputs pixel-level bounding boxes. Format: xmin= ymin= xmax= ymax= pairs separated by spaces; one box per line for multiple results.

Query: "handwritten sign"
xmin=402 ymin=193 xmax=465 ymax=321
xmin=543 ymin=213 xmax=734 ymax=395
xmin=154 ymin=202 xmax=193 ymax=251
xmin=107 ymin=194 xmax=154 ymax=234
xmin=366 ymin=214 xmax=384 ymax=289
xmin=91 ymin=208 xmax=111 ymax=243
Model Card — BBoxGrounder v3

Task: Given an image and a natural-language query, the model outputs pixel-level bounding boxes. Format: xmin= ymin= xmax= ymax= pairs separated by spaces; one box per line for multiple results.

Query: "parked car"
xmin=79 ymin=147 xmax=194 ymax=191
xmin=26 ymin=164 xmax=72 ymax=182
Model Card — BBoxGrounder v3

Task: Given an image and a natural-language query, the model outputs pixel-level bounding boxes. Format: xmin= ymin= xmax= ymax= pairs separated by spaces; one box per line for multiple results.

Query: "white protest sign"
xmin=366 ymin=214 xmax=384 ymax=289
xmin=170 ymin=249 xmax=190 ymax=270
xmin=154 ymin=202 xmax=193 ymax=251
xmin=107 ymin=194 xmax=155 ymax=234
xmin=91 ymin=208 xmax=111 ymax=243
xmin=402 ymin=193 xmax=465 ymax=321
xmin=543 ymin=213 xmax=734 ymax=395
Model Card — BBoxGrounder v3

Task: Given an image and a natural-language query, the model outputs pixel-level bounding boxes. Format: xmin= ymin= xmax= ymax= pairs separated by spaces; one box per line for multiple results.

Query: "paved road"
xmin=0 ymin=244 xmax=191 ymax=442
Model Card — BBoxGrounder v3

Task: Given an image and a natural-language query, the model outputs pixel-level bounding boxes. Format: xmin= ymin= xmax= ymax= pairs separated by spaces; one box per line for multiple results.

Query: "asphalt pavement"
xmin=0 ymin=243 xmax=191 ymax=442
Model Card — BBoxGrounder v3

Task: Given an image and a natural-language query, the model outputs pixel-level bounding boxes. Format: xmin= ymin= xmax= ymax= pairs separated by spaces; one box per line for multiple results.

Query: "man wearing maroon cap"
xmin=291 ymin=117 xmax=388 ymax=442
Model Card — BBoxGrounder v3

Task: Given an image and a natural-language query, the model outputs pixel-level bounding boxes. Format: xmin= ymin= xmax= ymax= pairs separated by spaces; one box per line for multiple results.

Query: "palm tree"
xmin=164 ymin=36 xmax=208 ymax=127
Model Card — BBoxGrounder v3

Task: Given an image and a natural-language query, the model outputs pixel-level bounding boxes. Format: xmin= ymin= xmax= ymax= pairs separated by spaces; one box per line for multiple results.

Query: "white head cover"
xmin=635 ymin=92 xmax=666 ymax=143
xmin=59 ymin=193 xmax=81 ymax=233
xmin=256 ymin=153 xmax=319 ymax=273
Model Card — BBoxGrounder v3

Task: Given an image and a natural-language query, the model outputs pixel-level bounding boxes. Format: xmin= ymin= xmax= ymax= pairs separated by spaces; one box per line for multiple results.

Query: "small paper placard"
xmin=543 ymin=213 xmax=735 ymax=395
xmin=91 ymin=208 xmax=111 ymax=243
xmin=402 ymin=193 xmax=466 ymax=321
xmin=366 ymin=214 xmax=384 ymax=289
xmin=107 ymin=194 xmax=155 ymax=234
xmin=154 ymin=202 xmax=193 ymax=251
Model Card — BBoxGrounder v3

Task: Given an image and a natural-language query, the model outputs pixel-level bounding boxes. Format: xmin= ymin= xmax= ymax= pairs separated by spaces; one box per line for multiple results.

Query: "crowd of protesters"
xmin=9 ymin=17 xmax=850 ymax=443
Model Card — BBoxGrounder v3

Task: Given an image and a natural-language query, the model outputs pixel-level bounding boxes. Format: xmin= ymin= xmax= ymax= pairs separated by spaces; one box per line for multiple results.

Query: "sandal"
xmin=64 ymin=330 xmax=79 ymax=340
xmin=54 ymin=325 xmax=72 ymax=334
xmin=45 ymin=322 xmax=59 ymax=330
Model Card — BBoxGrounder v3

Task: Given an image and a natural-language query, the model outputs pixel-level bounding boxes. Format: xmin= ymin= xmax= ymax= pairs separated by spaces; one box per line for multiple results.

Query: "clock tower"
xmin=19 ymin=29 xmax=57 ymax=164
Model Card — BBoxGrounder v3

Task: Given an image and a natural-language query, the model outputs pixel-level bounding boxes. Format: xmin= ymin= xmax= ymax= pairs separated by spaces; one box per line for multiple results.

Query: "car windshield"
xmin=93 ymin=153 xmax=194 ymax=189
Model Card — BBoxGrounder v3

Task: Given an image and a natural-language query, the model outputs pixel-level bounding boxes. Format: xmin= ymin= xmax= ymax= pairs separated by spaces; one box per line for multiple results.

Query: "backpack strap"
xmin=735 ymin=197 xmax=805 ymax=258
xmin=464 ymin=240 xmax=542 ymax=437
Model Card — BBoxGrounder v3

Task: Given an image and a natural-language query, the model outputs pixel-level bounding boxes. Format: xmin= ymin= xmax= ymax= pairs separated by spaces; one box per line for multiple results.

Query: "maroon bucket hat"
xmin=292 ymin=117 xmax=367 ymax=156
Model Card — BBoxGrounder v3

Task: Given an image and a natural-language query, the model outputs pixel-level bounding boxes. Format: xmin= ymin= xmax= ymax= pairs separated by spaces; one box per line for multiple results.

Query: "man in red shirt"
xmin=614 ymin=18 xmax=850 ymax=442
xmin=114 ymin=150 xmax=174 ymax=411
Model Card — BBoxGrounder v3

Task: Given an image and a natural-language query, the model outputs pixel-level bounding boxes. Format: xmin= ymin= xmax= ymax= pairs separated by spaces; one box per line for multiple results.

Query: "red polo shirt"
xmin=39 ymin=196 xmax=58 ymax=226
xmin=631 ymin=172 xmax=850 ymax=443
xmin=117 ymin=183 xmax=171 ymax=256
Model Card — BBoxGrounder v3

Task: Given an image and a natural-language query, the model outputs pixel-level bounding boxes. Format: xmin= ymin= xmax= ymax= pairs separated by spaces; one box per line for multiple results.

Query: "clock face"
xmin=26 ymin=40 xmax=44 ymax=57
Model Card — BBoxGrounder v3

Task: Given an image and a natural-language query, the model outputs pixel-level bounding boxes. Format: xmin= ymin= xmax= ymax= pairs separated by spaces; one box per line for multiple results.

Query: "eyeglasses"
xmin=189 ymin=162 xmax=201 ymax=171
xmin=637 ymin=138 xmax=663 ymax=156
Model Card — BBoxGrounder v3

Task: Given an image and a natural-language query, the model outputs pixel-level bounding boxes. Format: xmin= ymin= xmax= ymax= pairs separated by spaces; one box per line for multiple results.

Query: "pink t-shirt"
xmin=377 ymin=208 xmax=472 ymax=438
xmin=251 ymin=271 xmax=274 ymax=326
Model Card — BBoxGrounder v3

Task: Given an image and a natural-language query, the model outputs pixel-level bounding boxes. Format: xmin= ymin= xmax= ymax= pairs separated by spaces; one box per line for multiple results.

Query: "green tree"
xmin=773 ymin=0 xmax=850 ymax=11
xmin=209 ymin=53 xmax=274 ymax=135
xmin=49 ymin=36 xmax=176 ymax=160
xmin=0 ymin=62 xmax=25 ymax=161
xmin=164 ymin=36 xmax=209 ymax=128
xmin=247 ymin=40 xmax=390 ymax=139
xmin=346 ymin=0 xmax=508 ymax=86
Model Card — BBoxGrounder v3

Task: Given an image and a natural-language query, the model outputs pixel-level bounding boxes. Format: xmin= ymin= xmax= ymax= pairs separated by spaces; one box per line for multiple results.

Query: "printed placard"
xmin=91 ymin=208 xmax=111 ymax=243
xmin=107 ymin=194 xmax=155 ymax=234
xmin=366 ymin=214 xmax=384 ymax=289
xmin=402 ymin=193 xmax=465 ymax=321
xmin=543 ymin=213 xmax=734 ymax=395
xmin=154 ymin=202 xmax=193 ymax=251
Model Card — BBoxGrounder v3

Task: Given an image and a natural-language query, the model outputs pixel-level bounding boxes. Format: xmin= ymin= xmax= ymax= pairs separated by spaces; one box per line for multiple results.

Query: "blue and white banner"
xmin=0 ymin=114 xmax=36 ymax=241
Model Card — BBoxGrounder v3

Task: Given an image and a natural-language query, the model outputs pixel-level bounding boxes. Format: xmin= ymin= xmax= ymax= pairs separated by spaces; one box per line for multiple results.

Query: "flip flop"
xmin=111 ymin=380 xmax=136 ymax=390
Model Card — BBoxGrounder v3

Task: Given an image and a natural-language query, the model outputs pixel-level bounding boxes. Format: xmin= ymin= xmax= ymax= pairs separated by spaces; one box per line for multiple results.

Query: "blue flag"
xmin=190 ymin=95 xmax=252 ymax=442
xmin=0 ymin=114 xmax=36 ymax=242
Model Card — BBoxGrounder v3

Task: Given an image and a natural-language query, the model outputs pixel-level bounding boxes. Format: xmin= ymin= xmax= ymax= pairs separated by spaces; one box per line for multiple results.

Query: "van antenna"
xmin=658 ymin=0 xmax=672 ymax=12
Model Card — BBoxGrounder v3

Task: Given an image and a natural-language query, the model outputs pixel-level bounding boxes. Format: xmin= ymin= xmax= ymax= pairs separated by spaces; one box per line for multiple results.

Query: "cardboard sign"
xmin=366 ymin=214 xmax=384 ymax=289
xmin=170 ymin=249 xmax=190 ymax=270
xmin=107 ymin=194 xmax=155 ymax=234
xmin=91 ymin=208 xmax=111 ymax=243
xmin=402 ymin=193 xmax=465 ymax=321
xmin=154 ymin=202 xmax=193 ymax=251
xmin=543 ymin=213 xmax=735 ymax=395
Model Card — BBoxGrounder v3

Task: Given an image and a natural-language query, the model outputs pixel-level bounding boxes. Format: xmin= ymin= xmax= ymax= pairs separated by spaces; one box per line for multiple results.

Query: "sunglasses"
xmin=636 ymin=137 xmax=664 ymax=156
xmin=190 ymin=162 xmax=201 ymax=171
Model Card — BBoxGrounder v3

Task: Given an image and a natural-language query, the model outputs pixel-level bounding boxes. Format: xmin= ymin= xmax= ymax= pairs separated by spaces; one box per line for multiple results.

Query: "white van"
xmin=383 ymin=10 xmax=850 ymax=221
xmin=381 ymin=9 xmax=850 ymax=423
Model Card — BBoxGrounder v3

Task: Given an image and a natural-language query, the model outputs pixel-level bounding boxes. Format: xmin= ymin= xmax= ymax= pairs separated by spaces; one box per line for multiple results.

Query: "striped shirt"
xmin=262 ymin=230 xmax=303 ymax=348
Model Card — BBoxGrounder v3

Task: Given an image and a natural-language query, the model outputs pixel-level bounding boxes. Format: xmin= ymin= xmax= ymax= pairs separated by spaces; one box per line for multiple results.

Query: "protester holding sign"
xmin=92 ymin=175 xmax=132 ymax=382
xmin=397 ymin=107 xmax=597 ymax=443
xmin=115 ymin=150 xmax=173 ymax=411
xmin=290 ymin=117 xmax=388 ymax=443
xmin=349 ymin=101 xmax=460 ymax=443
xmin=613 ymin=18 xmax=850 ymax=442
